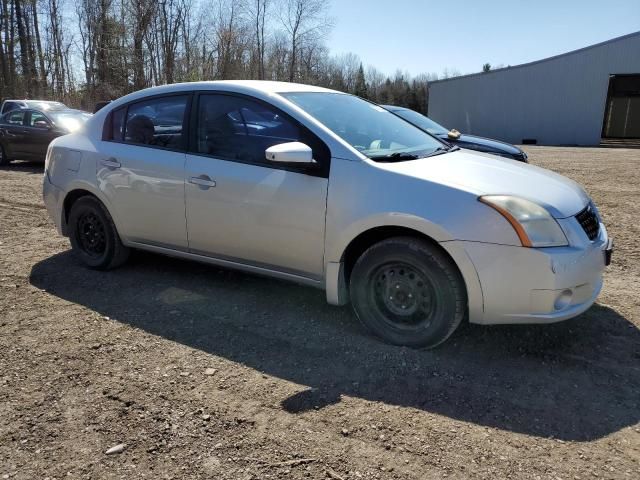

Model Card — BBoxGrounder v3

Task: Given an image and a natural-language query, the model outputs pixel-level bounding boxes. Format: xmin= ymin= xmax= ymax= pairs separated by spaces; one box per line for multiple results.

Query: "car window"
xmin=282 ymin=92 xmax=446 ymax=161
xmin=4 ymin=110 xmax=26 ymax=126
xmin=29 ymin=111 xmax=50 ymax=127
xmin=196 ymin=94 xmax=302 ymax=164
xmin=393 ymin=109 xmax=449 ymax=136
xmin=105 ymin=107 xmax=126 ymax=141
xmin=124 ymin=95 xmax=188 ymax=150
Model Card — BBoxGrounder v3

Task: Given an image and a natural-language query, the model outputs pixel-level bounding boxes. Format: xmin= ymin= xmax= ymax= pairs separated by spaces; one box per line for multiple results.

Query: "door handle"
xmin=101 ymin=158 xmax=121 ymax=169
xmin=189 ymin=175 xmax=216 ymax=188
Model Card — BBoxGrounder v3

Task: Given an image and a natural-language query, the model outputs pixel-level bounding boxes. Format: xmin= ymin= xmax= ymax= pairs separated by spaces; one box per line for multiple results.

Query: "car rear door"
xmin=184 ymin=92 xmax=330 ymax=280
xmin=96 ymin=94 xmax=190 ymax=250
xmin=0 ymin=110 xmax=29 ymax=158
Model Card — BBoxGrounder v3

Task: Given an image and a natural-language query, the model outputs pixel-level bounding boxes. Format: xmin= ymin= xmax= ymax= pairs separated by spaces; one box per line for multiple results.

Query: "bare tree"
xmin=279 ymin=0 xmax=332 ymax=82
xmin=245 ymin=0 xmax=269 ymax=79
xmin=129 ymin=0 xmax=156 ymax=89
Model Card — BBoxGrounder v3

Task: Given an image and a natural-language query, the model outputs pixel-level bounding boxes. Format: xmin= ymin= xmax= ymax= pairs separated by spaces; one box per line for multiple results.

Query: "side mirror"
xmin=34 ymin=120 xmax=51 ymax=129
xmin=447 ymin=128 xmax=461 ymax=140
xmin=265 ymin=142 xmax=315 ymax=165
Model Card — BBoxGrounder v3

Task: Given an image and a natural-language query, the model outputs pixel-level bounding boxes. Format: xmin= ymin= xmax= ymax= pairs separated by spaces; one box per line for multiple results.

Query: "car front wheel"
xmin=349 ymin=237 xmax=467 ymax=349
xmin=68 ymin=196 xmax=130 ymax=270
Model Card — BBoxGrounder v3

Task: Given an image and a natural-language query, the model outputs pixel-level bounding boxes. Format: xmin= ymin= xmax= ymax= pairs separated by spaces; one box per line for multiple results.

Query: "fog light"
xmin=554 ymin=289 xmax=573 ymax=311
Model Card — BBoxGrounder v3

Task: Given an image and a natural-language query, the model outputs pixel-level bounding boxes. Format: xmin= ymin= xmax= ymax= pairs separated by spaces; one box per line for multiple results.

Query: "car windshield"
xmin=280 ymin=92 xmax=447 ymax=161
xmin=49 ymin=111 xmax=92 ymax=132
xmin=391 ymin=109 xmax=449 ymax=136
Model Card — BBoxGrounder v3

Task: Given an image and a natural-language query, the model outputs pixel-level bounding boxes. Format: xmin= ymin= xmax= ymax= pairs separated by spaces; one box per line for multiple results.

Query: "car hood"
xmin=436 ymin=132 xmax=522 ymax=155
xmin=379 ymin=149 xmax=589 ymax=218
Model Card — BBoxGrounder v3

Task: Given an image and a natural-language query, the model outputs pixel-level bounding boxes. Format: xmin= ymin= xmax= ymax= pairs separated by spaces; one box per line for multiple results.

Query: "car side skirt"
xmin=125 ymin=241 xmax=324 ymax=289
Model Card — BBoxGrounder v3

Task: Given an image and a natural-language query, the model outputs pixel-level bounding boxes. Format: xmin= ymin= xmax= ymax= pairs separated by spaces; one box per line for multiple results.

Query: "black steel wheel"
xmin=76 ymin=211 xmax=107 ymax=257
xmin=68 ymin=196 xmax=130 ymax=270
xmin=350 ymin=237 xmax=466 ymax=348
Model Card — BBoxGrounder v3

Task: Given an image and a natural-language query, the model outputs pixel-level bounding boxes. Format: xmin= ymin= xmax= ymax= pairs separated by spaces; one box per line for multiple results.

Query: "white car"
xmin=42 ymin=81 xmax=613 ymax=348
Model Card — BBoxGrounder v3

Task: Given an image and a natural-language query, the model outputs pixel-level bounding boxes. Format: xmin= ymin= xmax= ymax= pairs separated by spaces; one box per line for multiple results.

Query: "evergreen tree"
xmin=354 ymin=63 xmax=368 ymax=98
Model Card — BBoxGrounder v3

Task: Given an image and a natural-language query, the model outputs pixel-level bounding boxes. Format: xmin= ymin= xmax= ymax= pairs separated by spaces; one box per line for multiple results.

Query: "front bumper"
xmin=459 ymin=222 xmax=610 ymax=325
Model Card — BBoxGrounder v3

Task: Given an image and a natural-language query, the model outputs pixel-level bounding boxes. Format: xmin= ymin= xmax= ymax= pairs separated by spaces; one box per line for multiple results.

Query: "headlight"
xmin=479 ymin=195 xmax=568 ymax=247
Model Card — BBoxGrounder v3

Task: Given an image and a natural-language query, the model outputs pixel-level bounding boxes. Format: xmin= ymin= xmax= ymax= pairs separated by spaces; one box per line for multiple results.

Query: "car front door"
xmin=184 ymin=93 xmax=330 ymax=280
xmin=96 ymin=94 xmax=190 ymax=250
xmin=0 ymin=110 xmax=29 ymax=158
xmin=24 ymin=111 xmax=59 ymax=160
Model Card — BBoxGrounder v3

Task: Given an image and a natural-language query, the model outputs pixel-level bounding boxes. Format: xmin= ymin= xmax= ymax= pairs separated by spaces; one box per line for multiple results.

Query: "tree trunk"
xmin=31 ymin=0 xmax=47 ymax=96
xmin=14 ymin=0 xmax=33 ymax=96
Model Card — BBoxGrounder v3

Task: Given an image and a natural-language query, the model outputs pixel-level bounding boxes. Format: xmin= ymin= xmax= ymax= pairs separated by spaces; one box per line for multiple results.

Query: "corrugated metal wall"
xmin=428 ymin=33 xmax=640 ymax=146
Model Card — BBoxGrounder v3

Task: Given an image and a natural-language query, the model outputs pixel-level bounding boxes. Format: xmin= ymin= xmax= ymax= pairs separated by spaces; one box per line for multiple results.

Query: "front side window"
xmin=29 ymin=111 xmax=50 ymax=128
xmin=124 ymin=95 xmax=188 ymax=149
xmin=196 ymin=94 xmax=302 ymax=164
xmin=281 ymin=92 xmax=447 ymax=161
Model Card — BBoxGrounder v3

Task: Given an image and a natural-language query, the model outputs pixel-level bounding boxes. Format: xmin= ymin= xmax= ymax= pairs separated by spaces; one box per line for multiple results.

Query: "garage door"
xmin=602 ymin=75 xmax=640 ymax=139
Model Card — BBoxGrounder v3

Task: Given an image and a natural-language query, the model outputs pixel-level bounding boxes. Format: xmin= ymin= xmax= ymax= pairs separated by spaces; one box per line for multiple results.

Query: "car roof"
xmin=126 ymin=80 xmax=340 ymax=99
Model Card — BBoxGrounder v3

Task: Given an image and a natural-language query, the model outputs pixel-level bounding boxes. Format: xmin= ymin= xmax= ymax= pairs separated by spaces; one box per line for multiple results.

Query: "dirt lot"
xmin=1 ymin=146 xmax=639 ymax=479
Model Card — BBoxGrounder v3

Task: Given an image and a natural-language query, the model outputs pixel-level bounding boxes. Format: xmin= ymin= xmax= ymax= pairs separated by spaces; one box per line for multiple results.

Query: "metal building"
xmin=428 ymin=32 xmax=640 ymax=146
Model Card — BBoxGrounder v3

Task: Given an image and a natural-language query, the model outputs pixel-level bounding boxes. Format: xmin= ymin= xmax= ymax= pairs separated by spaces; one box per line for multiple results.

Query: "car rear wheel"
xmin=0 ymin=144 xmax=10 ymax=166
xmin=68 ymin=196 xmax=130 ymax=270
xmin=349 ymin=237 xmax=466 ymax=349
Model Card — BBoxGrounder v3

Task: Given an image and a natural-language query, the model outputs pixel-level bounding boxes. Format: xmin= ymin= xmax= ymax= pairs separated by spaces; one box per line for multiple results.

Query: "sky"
xmin=327 ymin=0 xmax=640 ymax=77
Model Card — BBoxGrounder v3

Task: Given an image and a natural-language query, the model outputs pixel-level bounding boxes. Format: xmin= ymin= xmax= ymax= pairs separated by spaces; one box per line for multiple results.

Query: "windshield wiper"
xmin=422 ymin=146 xmax=454 ymax=158
xmin=370 ymin=145 xmax=458 ymax=162
xmin=370 ymin=152 xmax=420 ymax=162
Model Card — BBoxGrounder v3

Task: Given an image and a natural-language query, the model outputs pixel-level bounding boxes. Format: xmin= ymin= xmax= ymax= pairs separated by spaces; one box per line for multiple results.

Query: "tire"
xmin=349 ymin=237 xmax=467 ymax=349
xmin=0 ymin=144 xmax=10 ymax=166
xmin=68 ymin=196 xmax=130 ymax=270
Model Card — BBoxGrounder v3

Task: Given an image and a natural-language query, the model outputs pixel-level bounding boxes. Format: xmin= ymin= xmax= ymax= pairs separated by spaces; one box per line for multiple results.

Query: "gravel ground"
xmin=1 ymin=146 xmax=639 ymax=479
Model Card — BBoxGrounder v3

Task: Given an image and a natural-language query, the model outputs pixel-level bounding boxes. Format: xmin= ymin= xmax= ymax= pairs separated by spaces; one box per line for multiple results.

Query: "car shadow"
xmin=0 ymin=160 xmax=45 ymax=173
xmin=30 ymin=249 xmax=640 ymax=442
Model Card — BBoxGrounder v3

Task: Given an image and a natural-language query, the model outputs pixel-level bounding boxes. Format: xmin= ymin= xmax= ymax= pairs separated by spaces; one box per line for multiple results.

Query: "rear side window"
xmin=112 ymin=107 xmax=125 ymax=141
xmin=102 ymin=107 xmax=125 ymax=141
xmin=195 ymin=94 xmax=329 ymax=173
xmin=124 ymin=95 xmax=188 ymax=150
xmin=5 ymin=110 xmax=26 ymax=125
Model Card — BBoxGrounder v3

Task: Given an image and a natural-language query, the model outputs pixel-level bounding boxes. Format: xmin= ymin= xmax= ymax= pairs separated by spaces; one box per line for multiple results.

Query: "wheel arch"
xmin=341 ymin=226 xmax=449 ymax=282
xmin=326 ymin=224 xmax=484 ymax=323
xmin=60 ymin=183 xmax=119 ymax=237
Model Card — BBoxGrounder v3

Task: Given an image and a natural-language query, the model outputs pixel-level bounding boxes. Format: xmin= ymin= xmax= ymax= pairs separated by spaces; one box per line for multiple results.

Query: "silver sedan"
xmin=42 ymin=81 xmax=612 ymax=348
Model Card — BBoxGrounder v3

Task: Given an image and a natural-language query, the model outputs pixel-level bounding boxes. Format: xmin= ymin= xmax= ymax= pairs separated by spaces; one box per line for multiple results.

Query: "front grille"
xmin=575 ymin=204 xmax=600 ymax=240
